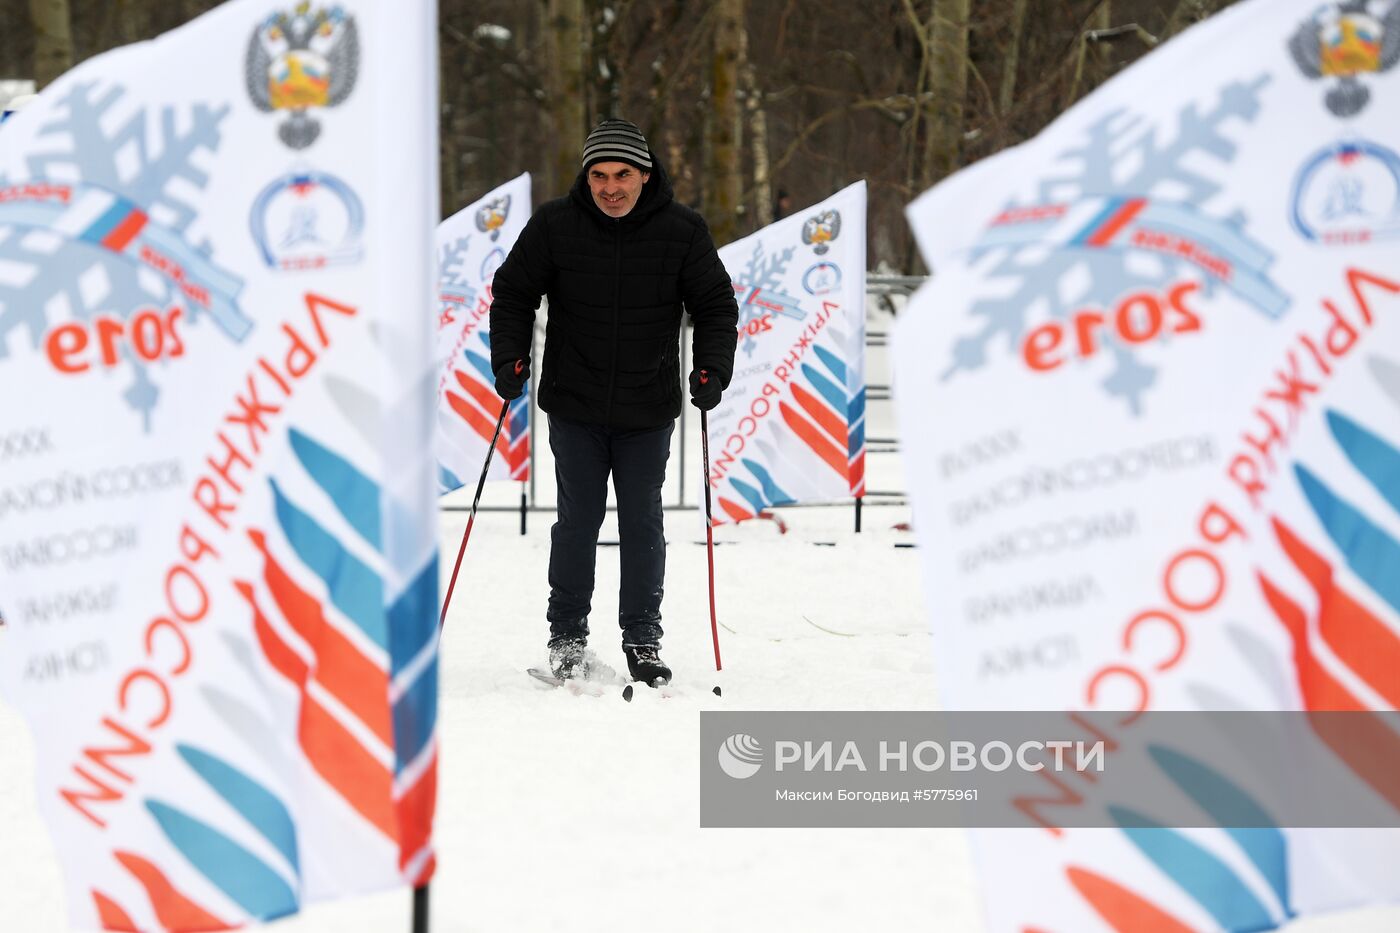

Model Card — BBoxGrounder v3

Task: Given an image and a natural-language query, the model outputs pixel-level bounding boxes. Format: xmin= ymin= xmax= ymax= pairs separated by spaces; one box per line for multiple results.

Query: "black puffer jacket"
xmin=489 ymin=157 xmax=739 ymax=429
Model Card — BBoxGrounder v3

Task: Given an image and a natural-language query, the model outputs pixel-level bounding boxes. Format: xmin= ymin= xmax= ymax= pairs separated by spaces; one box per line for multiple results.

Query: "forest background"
xmin=6 ymin=0 xmax=1235 ymax=271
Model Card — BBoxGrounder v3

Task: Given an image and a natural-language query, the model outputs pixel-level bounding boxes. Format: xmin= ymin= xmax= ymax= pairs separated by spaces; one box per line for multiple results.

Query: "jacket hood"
xmin=569 ymin=150 xmax=676 ymax=225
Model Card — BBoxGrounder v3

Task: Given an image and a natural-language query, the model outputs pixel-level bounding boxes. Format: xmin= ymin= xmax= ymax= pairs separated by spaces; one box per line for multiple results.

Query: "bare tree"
xmin=1164 ymin=0 xmax=1231 ymax=40
xmin=743 ymin=29 xmax=773 ymax=230
xmin=9 ymin=0 xmax=1243 ymax=269
xmin=926 ymin=0 xmax=970 ymax=185
xmin=29 ymin=0 xmax=73 ymax=88
xmin=587 ymin=0 xmax=615 ymax=118
xmin=998 ymin=0 xmax=1028 ymax=117
xmin=706 ymin=0 xmax=743 ymax=244
xmin=1065 ymin=1 xmax=1112 ymax=107
xmin=546 ymin=0 xmax=588 ymax=196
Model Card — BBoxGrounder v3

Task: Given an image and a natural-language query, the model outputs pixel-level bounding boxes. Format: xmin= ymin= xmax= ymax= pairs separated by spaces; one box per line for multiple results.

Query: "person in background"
xmin=774 ymin=188 xmax=793 ymax=220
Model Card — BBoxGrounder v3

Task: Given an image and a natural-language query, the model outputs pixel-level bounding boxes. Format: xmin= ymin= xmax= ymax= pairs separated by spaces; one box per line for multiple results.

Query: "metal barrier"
xmin=443 ymin=273 xmax=929 ymax=532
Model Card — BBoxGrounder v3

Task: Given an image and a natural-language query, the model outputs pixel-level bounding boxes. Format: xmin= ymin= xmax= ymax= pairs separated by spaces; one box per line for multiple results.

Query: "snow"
xmin=471 ymin=24 xmax=511 ymax=45
xmin=1 ymin=493 xmax=985 ymax=931
xmin=3 ymin=329 xmax=1399 ymax=931
xmin=0 ymin=79 xmax=36 ymax=111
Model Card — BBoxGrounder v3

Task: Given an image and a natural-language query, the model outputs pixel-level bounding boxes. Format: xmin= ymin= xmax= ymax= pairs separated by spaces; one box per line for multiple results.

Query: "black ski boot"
xmin=548 ymin=636 xmax=587 ymax=680
xmin=623 ymin=644 xmax=671 ymax=686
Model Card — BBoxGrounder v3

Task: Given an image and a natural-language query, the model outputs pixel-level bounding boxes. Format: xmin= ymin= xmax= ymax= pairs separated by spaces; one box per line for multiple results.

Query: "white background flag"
xmin=896 ymin=0 xmax=1400 ymax=929
xmin=0 ymin=1 xmax=441 ymax=929
xmin=434 ymin=172 xmax=531 ymax=491
xmin=708 ymin=181 xmax=867 ymax=525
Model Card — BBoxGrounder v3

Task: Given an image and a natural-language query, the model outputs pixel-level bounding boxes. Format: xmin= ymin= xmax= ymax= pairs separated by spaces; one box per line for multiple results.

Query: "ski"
xmin=621 ymin=679 xmax=681 ymax=701
xmin=525 ymin=667 xmax=608 ymax=697
xmin=527 ymin=667 xmax=688 ymax=700
xmin=526 ymin=655 xmax=633 ymax=697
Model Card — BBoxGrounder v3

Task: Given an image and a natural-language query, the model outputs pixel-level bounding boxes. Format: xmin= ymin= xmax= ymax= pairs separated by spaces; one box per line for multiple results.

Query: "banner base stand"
xmin=413 ymin=884 xmax=430 ymax=933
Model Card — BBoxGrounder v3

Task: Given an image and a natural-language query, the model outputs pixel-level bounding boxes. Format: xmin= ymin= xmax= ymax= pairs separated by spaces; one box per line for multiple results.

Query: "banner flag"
xmin=434 ymin=172 xmax=531 ymax=493
xmin=0 ymin=2 xmax=441 ymax=930
xmin=708 ymin=182 xmax=867 ymax=525
xmin=896 ymin=0 xmax=1400 ymax=930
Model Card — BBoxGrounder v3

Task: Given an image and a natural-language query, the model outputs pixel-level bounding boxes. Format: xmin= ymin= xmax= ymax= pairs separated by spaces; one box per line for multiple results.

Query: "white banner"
xmin=896 ymin=0 xmax=1400 ymax=930
xmin=0 ymin=2 xmax=441 ymax=929
xmin=708 ymin=182 xmax=867 ymax=524
xmin=434 ymin=172 xmax=531 ymax=492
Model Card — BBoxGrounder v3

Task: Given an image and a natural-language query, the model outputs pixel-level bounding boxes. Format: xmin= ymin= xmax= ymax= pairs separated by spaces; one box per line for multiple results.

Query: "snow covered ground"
xmin=5 ymin=501 xmax=1400 ymax=931
xmin=4 ymin=335 xmax=1399 ymax=931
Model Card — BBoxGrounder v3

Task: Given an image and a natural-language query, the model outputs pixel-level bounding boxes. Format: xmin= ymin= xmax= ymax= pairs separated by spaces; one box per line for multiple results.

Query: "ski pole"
xmin=698 ymin=377 xmax=723 ymax=674
xmin=439 ymin=361 xmax=520 ymax=629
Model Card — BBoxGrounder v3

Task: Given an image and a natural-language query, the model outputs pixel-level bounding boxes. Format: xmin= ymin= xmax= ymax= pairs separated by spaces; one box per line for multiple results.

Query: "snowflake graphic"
xmin=732 ymin=241 xmax=802 ymax=357
xmin=0 ymin=82 xmax=248 ymax=428
xmin=946 ymin=76 xmax=1278 ymax=414
xmin=437 ymin=233 xmax=476 ymax=301
xmin=741 ymin=240 xmax=793 ymax=292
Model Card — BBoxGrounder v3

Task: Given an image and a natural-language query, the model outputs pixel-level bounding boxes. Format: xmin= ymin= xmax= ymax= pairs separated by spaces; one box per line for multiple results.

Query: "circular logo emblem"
xmin=803 ymin=262 xmax=842 ymax=295
xmin=250 ymin=170 xmax=364 ymax=271
xmin=481 ymin=247 xmax=506 ymax=282
xmin=718 ymin=733 xmax=763 ymax=779
xmin=1291 ymin=139 xmax=1400 ymax=245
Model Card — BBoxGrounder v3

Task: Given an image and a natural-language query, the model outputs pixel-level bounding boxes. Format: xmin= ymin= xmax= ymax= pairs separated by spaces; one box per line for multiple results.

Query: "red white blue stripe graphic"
xmin=88 ymin=428 xmax=440 ymax=929
xmin=0 ymin=182 xmax=249 ymax=339
xmin=438 ymin=330 xmax=529 ymax=491
xmin=1056 ymin=408 xmax=1400 ymax=933
xmin=714 ymin=333 xmax=862 ymax=524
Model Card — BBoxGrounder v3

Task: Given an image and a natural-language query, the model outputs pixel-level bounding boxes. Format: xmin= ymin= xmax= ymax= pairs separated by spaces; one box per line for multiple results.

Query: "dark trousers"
xmin=546 ymin=414 xmax=673 ymax=648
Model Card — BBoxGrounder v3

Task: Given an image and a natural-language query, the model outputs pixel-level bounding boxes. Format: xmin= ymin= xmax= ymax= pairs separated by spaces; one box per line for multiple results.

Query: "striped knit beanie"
xmin=581 ymin=118 xmax=653 ymax=172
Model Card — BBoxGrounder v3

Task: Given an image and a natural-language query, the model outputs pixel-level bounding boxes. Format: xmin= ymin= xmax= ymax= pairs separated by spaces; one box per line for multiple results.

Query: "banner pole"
xmin=412 ymin=884 xmax=430 ymax=933
xmin=519 ymin=481 xmax=527 ymax=535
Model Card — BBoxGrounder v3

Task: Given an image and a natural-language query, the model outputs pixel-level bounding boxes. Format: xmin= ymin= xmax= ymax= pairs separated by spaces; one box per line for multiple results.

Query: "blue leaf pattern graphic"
xmin=1149 ymin=746 xmax=1291 ymax=916
xmin=1111 ymin=805 xmax=1275 ymax=932
xmin=270 ymin=479 xmax=387 ymax=650
xmin=1295 ymin=464 xmax=1400 ymax=615
xmin=176 ymin=744 xmax=300 ymax=876
xmin=289 ymin=428 xmax=381 ymax=549
xmin=146 ymin=800 xmax=298 ymax=921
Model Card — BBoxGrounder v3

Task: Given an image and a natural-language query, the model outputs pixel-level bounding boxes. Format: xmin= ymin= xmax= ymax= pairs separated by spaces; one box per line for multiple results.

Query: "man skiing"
xmin=489 ymin=118 xmax=739 ymax=686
